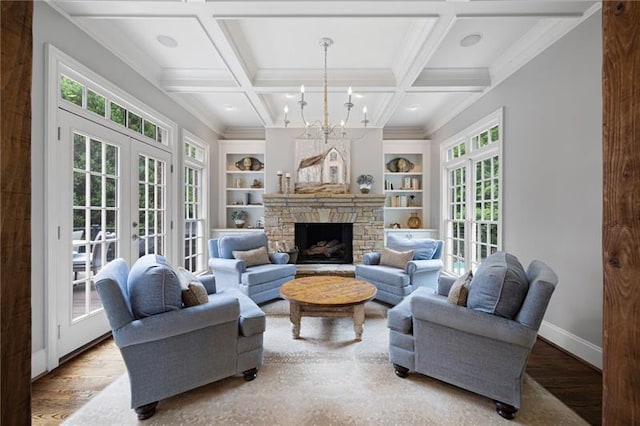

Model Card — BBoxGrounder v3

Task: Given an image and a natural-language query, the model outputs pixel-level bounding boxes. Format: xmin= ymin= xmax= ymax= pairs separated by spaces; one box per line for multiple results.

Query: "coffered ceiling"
xmin=48 ymin=0 xmax=599 ymax=137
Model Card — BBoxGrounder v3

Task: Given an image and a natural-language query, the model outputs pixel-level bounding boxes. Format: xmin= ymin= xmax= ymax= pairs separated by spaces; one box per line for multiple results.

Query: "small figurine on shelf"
xmin=235 ymin=157 xmax=264 ymax=171
xmin=231 ymin=210 xmax=248 ymax=228
xmin=251 ymin=179 xmax=263 ymax=188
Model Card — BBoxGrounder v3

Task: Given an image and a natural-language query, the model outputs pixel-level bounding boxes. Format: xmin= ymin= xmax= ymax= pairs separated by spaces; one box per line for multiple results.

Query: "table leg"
xmin=290 ymin=302 xmax=301 ymax=339
xmin=353 ymin=304 xmax=365 ymax=341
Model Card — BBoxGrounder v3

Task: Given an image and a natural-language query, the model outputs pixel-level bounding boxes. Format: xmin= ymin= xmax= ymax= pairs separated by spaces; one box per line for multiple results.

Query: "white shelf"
xmin=384 ymin=172 xmax=422 ymax=176
xmin=385 ymin=207 xmax=422 ymax=210
xmin=226 ymin=187 xmax=264 ymax=191
xmin=226 ymin=204 xmax=264 ymax=208
xmin=226 ymin=170 xmax=263 ymax=174
xmin=384 ymin=189 xmax=420 ymax=193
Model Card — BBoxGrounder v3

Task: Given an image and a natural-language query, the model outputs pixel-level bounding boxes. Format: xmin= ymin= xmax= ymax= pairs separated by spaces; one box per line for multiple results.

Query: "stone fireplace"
xmin=262 ymin=194 xmax=386 ymax=264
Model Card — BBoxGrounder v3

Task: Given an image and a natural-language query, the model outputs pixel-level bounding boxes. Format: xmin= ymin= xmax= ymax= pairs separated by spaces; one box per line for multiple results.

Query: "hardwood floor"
xmin=528 ymin=338 xmax=603 ymax=425
xmin=31 ymin=335 xmax=602 ymax=425
xmin=31 ymin=339 xmax=125 ymax=425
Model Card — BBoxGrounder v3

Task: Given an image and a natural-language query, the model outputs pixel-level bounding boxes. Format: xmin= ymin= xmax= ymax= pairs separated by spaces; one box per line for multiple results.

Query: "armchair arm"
xmin=410 ymin=291 xmax=538 ymax=349
xmin=209 ymin=258 xmax=245 ymax=290
xmin=362 ymin=252 xmax=381 ymax=265
xmin=405 ymin=259 xmax=443 ymax=275
xmin=198 ymin=274 xmax=217 ymax=294
xmin=114 ymin=294 xmax=241 ymax=349
xmin=437 ymin=274 xmax=457 ymax=297
xmin=269 ymin=252 xmax=290 ymax=264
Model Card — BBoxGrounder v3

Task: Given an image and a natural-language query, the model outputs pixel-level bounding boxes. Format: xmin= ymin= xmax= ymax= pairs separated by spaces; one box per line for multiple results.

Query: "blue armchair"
xmin=95 ymin=255 xmax=265 ymax=420
xmin=387 ymin=254 xmax=558 ymax=419
xmin=355 ymin=234 xmax=444 ymax=305
xmin=208 ymin=232 xmax=296 ymax=304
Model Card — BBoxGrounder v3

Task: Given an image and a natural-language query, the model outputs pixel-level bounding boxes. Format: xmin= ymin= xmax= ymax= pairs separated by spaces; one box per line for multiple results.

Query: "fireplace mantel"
xmin=263 ymin=193 xmax=385 ymax=263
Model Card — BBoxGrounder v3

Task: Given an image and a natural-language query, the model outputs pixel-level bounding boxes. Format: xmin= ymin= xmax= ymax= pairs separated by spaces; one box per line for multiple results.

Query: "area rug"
xmin=64 ymin=300 xmax=587 ymax=425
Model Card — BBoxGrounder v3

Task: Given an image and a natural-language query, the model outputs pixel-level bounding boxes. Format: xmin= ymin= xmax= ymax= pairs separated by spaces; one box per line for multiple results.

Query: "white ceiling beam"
xmin=56 ymin=1 xmax=594 ymax=19
xmin=413 ymin=68 xmax=491 ymax=89
xmin=198 ymin=18 xmax=274 ymax=126
xmin=375 ymin=12 xmax=457 ymax=128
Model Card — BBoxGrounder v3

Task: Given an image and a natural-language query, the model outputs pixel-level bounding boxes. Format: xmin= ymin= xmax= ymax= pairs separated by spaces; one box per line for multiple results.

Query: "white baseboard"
xmin=538 ymin=320 xmax=602 ymax=370
xmin=32 ymin=349 xmax=48 ymax=379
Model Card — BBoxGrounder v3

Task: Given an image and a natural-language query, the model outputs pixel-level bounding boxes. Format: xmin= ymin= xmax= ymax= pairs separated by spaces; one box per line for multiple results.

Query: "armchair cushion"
xmin=182 ymin=282 xmax=209 ymax=307
xmin=387 ymin=234 xmax=439 ymax=260
xmin=468 ymin=252 xmax=529 ymax=319
xmin=128 ymin=254 xmax=182 ymax=319
xmin=379 ymin=247 xmax=414 ymax=269
xmin=447 ymin=270 xmax=473 ymax=306
xmin=355 ymin=264 xmax=410 ymax=287
xmin=241 ymin=263 xmax=297 ymax=286
xmin=233 ymin=246 xmax=271 ymax=267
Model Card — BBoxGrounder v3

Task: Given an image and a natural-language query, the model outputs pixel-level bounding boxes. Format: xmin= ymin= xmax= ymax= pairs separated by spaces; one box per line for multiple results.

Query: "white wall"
xmin=428 ymin=12 xmax=603 ymax=366
xmin=31 ymin=2 xmax=218 ymax=370
xmin=264 ymin=128 xmax=384 ymax=195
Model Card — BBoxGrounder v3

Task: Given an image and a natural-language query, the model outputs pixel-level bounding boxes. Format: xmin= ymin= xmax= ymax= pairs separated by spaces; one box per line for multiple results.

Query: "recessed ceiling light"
xmin=157 ymin=35 xmax=178 ymax=48
xmin=460 ymin=33 xmax=482 ymax=48
xmin=355 ymin=94 xmax=364 ymax=99
xmin=223 ymin=104 xmax=235 ymax=111
xmin=407 ymin=104 xmax=420 ymax=112
xmin=285 ymin=93 xmax=297 ymax=99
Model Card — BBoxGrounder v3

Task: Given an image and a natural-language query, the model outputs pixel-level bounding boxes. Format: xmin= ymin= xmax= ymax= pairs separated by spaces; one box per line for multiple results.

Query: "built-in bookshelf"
xmin=218 ymin=140 xmax=266 ymax=229
xmin=382 ymin=140 xmax=431 ymax=231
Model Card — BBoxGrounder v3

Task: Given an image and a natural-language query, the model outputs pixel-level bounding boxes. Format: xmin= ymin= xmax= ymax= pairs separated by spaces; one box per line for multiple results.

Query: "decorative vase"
xmin=407 ymin=212 xmax=422 ymax=229
xmin=234 ymin=220 xmax=245 ymax=228
xmin=359 ymin=184 xmax=371 ymax=194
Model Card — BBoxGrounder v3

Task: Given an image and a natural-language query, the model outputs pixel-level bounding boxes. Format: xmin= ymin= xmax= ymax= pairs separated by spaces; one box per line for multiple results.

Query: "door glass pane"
xmin=72 ymin=133 xmax=120 ymax=321
xmin=137 ymin=154 xmax=167 ymax=258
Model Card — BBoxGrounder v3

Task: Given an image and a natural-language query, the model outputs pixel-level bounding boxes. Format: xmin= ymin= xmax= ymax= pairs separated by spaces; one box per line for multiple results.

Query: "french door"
xmin=54 ymin=109 xmax=171 ymax=358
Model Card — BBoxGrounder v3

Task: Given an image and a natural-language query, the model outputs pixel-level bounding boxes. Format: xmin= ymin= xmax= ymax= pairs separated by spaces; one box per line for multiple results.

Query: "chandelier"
xmin=283 ymin=37 xmax=369 ymax=143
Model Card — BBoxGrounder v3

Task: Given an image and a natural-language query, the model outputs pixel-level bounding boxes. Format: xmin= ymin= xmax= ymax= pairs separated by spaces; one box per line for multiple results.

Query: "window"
xmin=183 ymin=135 xmax=208 ymax=273
xmin=59 ymin=72 xmax=168 ymax=145
xmin=441 ymin=109 xmax=502 ymax=275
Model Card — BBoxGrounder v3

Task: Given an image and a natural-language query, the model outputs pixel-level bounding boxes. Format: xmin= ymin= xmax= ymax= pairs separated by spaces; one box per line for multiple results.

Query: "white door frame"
xmin=44 ymin=45 xmax=178 ymax=371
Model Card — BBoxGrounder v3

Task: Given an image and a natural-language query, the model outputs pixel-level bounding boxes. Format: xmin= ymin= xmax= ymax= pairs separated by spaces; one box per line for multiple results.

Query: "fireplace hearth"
xmin=295 ymin=223 xmax=353 ymax=264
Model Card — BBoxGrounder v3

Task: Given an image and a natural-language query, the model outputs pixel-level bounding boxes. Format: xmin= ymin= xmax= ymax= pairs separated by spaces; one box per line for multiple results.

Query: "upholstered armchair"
xmin=355 ymin=234 xmax=444 ymax=305
xmin=387 ymin=253 xmax=558 ymax=419
xmin=208 ymin=232 xmax=297 ymax=304
xmin=95 ymin=255 xmax=265 ymax=420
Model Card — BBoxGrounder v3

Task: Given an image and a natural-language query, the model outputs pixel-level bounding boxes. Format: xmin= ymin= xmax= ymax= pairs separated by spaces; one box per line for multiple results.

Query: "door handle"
xmin=132 ymin=221 xmax=138 ymax=228
xmin=131 ymin=234 xmax=139 ymax=241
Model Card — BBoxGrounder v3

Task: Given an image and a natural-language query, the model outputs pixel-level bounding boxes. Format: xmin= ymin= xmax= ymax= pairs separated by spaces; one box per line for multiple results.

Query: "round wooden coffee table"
xmin=279 ymin=276 xmax=377 ymax=341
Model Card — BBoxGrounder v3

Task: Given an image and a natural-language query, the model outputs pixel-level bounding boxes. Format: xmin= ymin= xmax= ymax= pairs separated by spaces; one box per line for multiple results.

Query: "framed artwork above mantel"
xmin=294 ymin=139 xmax=351 ymax=194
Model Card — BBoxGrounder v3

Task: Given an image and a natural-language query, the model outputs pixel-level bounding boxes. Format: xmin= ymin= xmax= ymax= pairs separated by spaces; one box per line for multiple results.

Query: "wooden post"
xmin=602 ymin=1 xmax=640 ymax=424
xmin=1 ymin=1 xmax=34 ymax=424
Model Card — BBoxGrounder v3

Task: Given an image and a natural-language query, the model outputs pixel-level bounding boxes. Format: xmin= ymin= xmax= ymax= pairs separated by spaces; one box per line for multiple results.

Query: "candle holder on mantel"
xmin=285 ymin=174 xmax=291 ymax=194
xmin=276 ymin=171 xmax=283 ymax=194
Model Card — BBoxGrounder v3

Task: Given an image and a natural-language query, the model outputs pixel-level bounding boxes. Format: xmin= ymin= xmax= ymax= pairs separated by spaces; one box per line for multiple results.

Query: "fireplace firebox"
xmin=294 ymin=223 xmax=353 ymax=264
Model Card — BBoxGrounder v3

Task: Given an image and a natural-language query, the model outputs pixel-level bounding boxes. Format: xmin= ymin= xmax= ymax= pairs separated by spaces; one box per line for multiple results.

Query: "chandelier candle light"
xmin=284 ymin=37 xmax=367 ymax=143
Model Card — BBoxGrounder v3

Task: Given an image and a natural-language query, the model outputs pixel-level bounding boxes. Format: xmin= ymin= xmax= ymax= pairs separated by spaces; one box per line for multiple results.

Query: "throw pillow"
xmin=232 ymin=246 xmax=271 ymax=267
xmin=467 ymin=252 xmax=529 ymax=319
xmin=379 ymin=247 xmax=414 ymax=269
xmin=176 ymin=266 xmax=202 ymax=290
xmin=182 ymin=282 xmax=209 ymax=307
xmin=447 ymin=270 xmax=473 ymax=306
xmin=127 ymin=254 xmax=182 ymax=319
